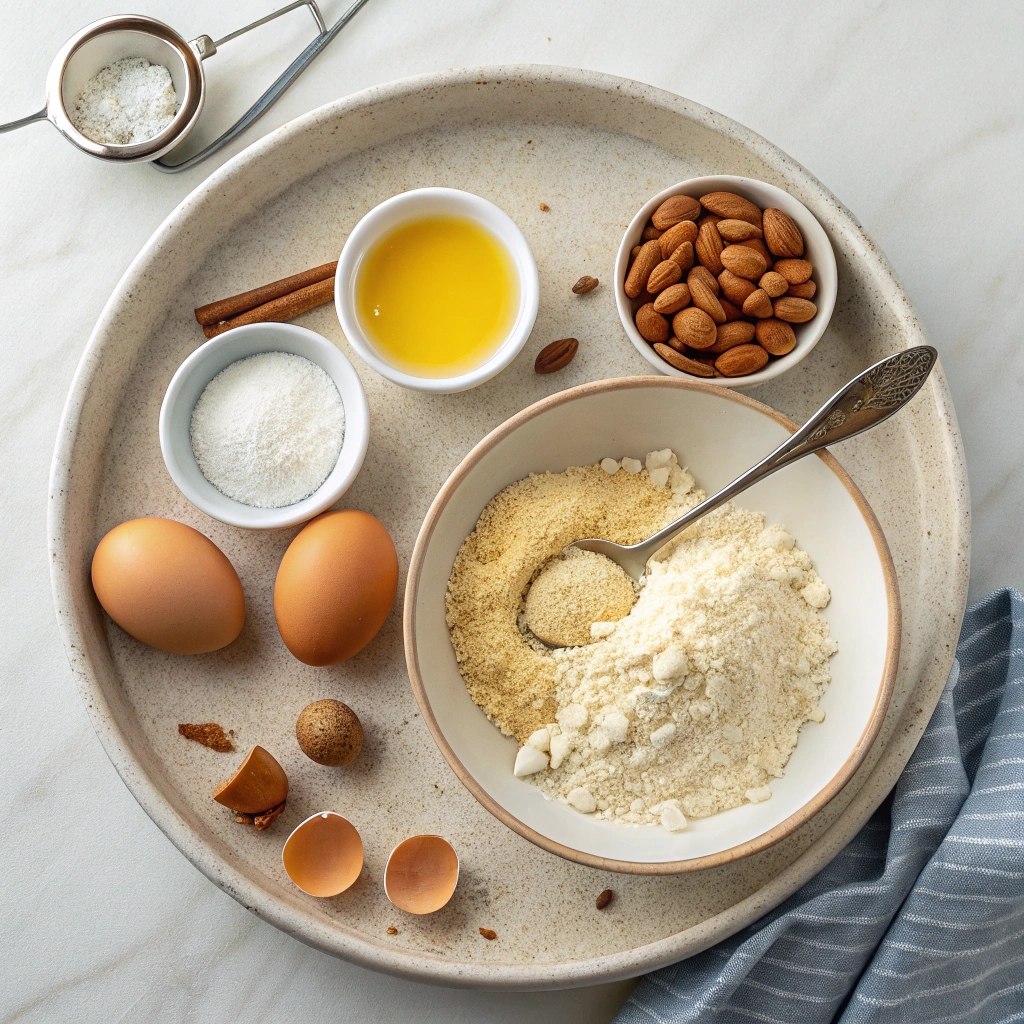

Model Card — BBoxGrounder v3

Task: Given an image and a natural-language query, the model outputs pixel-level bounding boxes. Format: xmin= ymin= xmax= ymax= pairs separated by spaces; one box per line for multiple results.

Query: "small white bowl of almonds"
xmin=615 ymin=176 xmax=837 ymax=386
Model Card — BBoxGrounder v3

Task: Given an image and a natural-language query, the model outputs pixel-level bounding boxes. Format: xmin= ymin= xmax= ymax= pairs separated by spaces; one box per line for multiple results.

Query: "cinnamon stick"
xmin=202 ymin=276 xmax=336 ymax=339
xmin=195 ymin=261 xmax=338 ymax=327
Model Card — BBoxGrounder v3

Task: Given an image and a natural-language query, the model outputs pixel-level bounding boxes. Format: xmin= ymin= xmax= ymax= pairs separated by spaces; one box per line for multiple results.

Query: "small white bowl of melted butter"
xmin=334 ymin=187 xmax=540 ymax=394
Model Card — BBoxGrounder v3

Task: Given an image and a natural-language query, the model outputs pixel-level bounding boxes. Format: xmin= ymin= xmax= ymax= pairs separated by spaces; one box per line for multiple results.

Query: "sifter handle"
xmin=0 ymin=107 xmax=48 ymax=134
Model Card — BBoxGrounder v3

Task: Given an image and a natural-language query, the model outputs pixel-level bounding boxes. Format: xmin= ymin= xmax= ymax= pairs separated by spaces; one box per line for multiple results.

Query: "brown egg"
xmin=91 ymin=518 xmax=244 ymax=654
xmin=212 ymin=745 xmax=289 ymax=814
xmin=296 ymin=700 xmax=364 ymax=766
xmin=384 ymin=835 xmax=460 ymax=914
xmin=283 ymin=812 xmax=364 ymax=897
xmin=273 ymin=510 xmax=398 ymax=666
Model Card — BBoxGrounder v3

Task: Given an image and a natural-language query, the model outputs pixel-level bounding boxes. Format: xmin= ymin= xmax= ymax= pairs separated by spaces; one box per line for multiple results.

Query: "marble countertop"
xmin=2 ymin=1 xmax=1020 ymax=1020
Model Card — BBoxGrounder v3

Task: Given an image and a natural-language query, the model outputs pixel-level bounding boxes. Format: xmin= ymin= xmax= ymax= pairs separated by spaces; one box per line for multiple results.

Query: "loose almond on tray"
xmin=623 ymin=188 xmax=821 ymax=379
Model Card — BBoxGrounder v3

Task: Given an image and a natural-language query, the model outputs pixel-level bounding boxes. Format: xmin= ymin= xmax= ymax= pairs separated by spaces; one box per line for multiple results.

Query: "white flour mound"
xmin=525 ymin=449 xmax=837 ymax=830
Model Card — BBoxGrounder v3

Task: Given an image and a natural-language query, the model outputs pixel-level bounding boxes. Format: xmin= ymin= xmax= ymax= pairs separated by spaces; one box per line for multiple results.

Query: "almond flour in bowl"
xmin=445 ymin=449 xmax=837 ymax=833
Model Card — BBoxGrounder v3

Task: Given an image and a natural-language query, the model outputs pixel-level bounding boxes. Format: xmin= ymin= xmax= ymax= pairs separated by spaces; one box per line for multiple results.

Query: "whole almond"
xmin=773 ymin=296 xmax=817 ymax=322
xmin=688 ymin=264 xmax=720 ymax=296
xmin=695 ymin=220 xmax=725 ymax=275
xmin=646 ymin=260 xmax=683 ymax=294
xmin=572 ymin=275 xmax=599 ymax=294
xmin=652 ymin=194 xmax=701 ymax=230
xmin=667 ymin=240 xmax=695 ymax=272
xmin=738 ymin=237 xmax=772 ymax=264
xmin=762 ymin=208 xmax=805 ymax=258
xmin=624 ymin=239 xmax=662 ymax=298
xmin=720 ymin=244 xmax=767 ymax=280
xmin=629 ymin=244 xmax=642 ymax=265
xmin=716 ymin=219 xmax=763 ymax=242
xmin=653 ymin=282 xmax=691 ymax=314
xmin=773 ymin=258 xmax=813 ymax=284
xmin=658 ymin=220 xmax=698 ymax=259
xmin=653 ymin=343 xmax=715 ymax=377
xmin=755 ymin=318 xmax=797 ymax=356
xmin=715 ymin=343 xmax=769 ymax=377
xmin=719 ymin=297 xmax=745 ymax=321
xmin=742 ymin=288 xmax=773 ymax=319
xmin=709 ymin=320 xmax=756 ymax=354
xmin=672 ymin=307 xmax=717 ymax=350
xmin=759 ymin=271 xmax=789 ymax=298
xmin=635 ymin=303 xmax=670 ymax=343
xmin=534 ymin=337 xmax=579 ymax=374
xmin=697 ymin=213 xmax=722 ymax=229
xmin=642 ymin=223 xmax=663 ymax=241
xmin=700 ymin=191 xmax=762 ymax=226
xmin=787 ymin=280 xmax=817 ymax=299
xmin=631 ymin=289 xmax=654 ymax=313
xmin=718 ymin=269 xmax=757 ymax=305
xmin=687 ymin=267 xmax=725 ymax=323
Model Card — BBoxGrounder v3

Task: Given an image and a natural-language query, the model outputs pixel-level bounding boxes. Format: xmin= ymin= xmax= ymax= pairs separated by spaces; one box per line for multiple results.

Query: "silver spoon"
xmin=572 ymin=346 xmax=938 ymax=580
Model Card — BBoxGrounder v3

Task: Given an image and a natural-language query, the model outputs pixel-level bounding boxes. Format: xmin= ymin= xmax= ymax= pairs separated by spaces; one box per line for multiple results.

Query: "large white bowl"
xmin=405 ymin=377 xmax=899 ymax=873
xmin=616 ymin=176 xmax=838 ymax=388
xmin=335 ymin=187 xmax=540 ymax=394
xmin=159 ymin=322 xmax=369 ymax=530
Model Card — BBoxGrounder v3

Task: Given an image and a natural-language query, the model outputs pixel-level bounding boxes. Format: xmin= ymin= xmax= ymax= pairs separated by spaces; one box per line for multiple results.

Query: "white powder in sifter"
xmin=190 ymin=352 xmax=345 ymax=509
xmin=520 ymin=449 xmax=837 ymax=831
xmin=70 ymin=57 xmax=179 ymax=145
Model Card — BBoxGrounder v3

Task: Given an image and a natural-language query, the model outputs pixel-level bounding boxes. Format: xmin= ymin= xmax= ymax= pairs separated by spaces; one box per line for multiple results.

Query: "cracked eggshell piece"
xmin=384 ymin=835 xmax=459 ymax=914
xmin=211 ymin=745 xmax=288 ymax=814
xmin=513 ymin=744 xmax=549 ymax=777
xmin=549 ymin=733 xmax=571 ymax=769
xmin=282 ymin=811 xmax=364 ymax=897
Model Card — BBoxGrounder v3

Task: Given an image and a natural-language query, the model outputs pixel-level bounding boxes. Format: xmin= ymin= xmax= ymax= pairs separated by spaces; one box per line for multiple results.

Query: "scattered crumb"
xmin=479 ymin=928 xmax=497 ymax=940
xmin=387 ymin=926 xmax=398 ymax=936
xmin=596 ymin=889 xmax=614 ymax=910
xmin=254 ymin=801 xmax=286 ymax=830
xmin=178 ymin=722 xmax=234 ymax=752
xmin=539 ymin=203 xmax=550 ymax=212
xmin=235 ymin=812 xmax=254 ymax=824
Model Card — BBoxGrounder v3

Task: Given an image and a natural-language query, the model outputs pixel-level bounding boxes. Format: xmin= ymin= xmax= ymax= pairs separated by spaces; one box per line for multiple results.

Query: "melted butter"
xmin=355 ymin=215 xmax=518 ymax=378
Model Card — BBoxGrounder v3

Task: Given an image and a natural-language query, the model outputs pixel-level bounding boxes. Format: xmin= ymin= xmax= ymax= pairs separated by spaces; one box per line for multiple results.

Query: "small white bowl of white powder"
xmin=160 ymin=323 xmax=369 ymax=529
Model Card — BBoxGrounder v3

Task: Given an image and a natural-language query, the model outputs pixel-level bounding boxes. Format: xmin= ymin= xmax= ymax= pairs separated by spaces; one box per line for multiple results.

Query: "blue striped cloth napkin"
xmin=618 ymin=588 xmax=1024 ymax=1024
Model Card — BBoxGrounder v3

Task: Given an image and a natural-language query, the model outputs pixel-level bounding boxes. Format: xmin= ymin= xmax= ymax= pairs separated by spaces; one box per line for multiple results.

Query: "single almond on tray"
xmin=759 ymin=271 xmax=790 ymax=298
xmin=762 ymin=208 xmax=805 ymax=258
xmin=572 ymin=275 xmax=599 ymax=294
xmin=756 ymin=318 xmax=797 ymax=355
xmin=773 ymin=296 xmax=817 ymax=323
xmin=718 ymin=269 xmax=757 ymax=305
xmin=742 ymin=288 xmax=774 ymax=319
xmin=642 ymin=223 xmax=663 ymax=241
xmin=709 ymin=320 xmax=756 ymax=354
xmin=672 ymin=306 xmax=717 ymax=350
xmin=647 ymin=260 xmax=683 ymax=294
xmin=716 ymin=219 xmax=763 ymax=242
xmin=720 ymin=244 xmax=768 ymax=280
xmin=715 ymin=343 xmax=769 ymax=377
xmin=667 ymin=240 xmax=695 ymax=272
xmin=700 ymin=191 xmax=762 ymax=226
xmin=695 ymin=220 xmax=725 ymax=275
xmin=687 ymin=267 xmax=725 ymax=323
xmin=635 ymin=303 xmax=670 ymax=343
xmin=651 ymin=194 xmax=701 ymax=230
xmin=653 ymin=282 xmax=691 ymax=314
xmin=624 ymin=239 xmax=662 ymax=298
xmin=773 ymin=258 xmax=813 ymax=284
xmin=787 ymin=280 xmax=816 ymax=299
xmin=535 ymin=337 xmax=579 ymax=373
xmin=659 ymin=220 xmax=698 ymax=259
xmin=654 ymin=342 xmax=715 ymax=377
xmin=719 ymin=297 xmax=744 ymax=321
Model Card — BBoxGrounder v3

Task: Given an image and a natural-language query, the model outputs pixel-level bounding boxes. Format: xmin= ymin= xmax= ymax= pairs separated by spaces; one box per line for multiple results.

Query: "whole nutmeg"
xmin=296 ymin=699 xmax=364 ymax=766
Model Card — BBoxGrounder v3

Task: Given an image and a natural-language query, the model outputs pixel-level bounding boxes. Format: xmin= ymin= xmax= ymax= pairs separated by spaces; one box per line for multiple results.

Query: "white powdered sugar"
xmin=70 ymin=57 xmax=179 ymax=145
xmin=525 ymin=449 xmax=837 ymax=829
xmin=190 ymin=352 xmax=345 ymax=508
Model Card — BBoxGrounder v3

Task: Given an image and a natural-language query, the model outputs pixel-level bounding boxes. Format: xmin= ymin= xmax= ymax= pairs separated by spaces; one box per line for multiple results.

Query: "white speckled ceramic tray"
xmin=48 ymin=66 xmax=969 ymax=989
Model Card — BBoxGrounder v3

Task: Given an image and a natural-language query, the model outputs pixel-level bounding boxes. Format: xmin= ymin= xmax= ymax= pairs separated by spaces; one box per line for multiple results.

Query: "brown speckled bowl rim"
xmin=404 ymin=376 xmax=901 ymax=874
